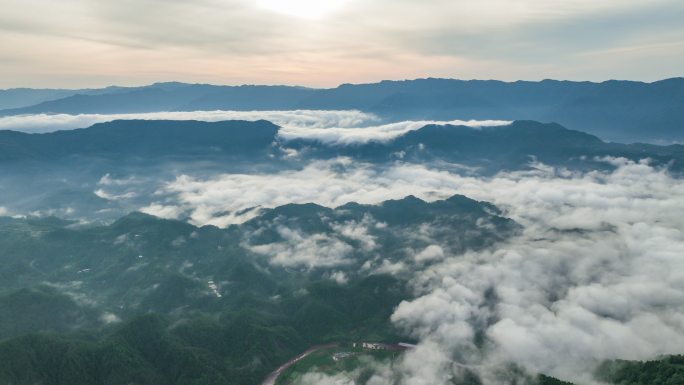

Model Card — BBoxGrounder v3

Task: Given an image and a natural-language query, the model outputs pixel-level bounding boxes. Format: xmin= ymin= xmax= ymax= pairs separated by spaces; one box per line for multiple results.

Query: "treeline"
xmin=0 ymin=275 xmax=407 ymax=385
xmin=596 ymin=355 xmax=684 ymax=385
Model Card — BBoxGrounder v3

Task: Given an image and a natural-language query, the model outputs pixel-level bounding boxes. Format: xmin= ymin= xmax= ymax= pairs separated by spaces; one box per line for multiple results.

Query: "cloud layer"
xmin=146 ymin=156 xmax=684 ymax=383
xmin=5 ymin=103 xmax=681 ymax=384
xmin=0 ymin=110 xmax=378 ymax=134
xmin=278 ymin=118 xmax=511 ymax=145
xmin=248 ymin=227 xmax=354 ymax=269
xmin=140 ymin=158 xmax=472 ymax=226
xmin=0 ymin=110 xmax=510 ymax=146
xmin=383 ymin=159 xmax=684 ymax=383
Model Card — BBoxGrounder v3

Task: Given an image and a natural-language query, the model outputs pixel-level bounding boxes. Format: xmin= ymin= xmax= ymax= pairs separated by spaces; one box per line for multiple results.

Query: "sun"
xmin=258 ymin=0 xmax=349 ymax=19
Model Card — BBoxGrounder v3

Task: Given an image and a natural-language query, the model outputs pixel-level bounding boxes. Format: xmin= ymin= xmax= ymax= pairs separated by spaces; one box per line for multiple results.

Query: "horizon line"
xmin=3 ymin=76 xmax=683 ymax=92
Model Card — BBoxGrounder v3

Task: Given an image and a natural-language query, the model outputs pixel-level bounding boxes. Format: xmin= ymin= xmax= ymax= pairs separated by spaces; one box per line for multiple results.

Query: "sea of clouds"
xmin=0 ymin=110 xmax=377 ymax=133
xmin=135 ymin=157 xmax=684 ymax=384
xmin=5 ymin=110 xmax=684 ymax=383
xmin=387 ymin=158 xmax=684 ymax=384
xmin=0 ymin=110 xmax=510 ymax=145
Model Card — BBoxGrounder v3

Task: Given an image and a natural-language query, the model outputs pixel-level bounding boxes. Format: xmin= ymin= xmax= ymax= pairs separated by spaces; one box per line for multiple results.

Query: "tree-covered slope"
xmin=0 ymin=194 xmax=515 ymax=384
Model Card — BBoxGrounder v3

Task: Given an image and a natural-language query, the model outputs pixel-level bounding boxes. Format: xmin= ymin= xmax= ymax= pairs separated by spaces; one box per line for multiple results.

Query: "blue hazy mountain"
xmin=0 ymin=82 xmax=311 ymax=114
xmin=0 ymin=119 xmax=279 ymax=161
xmin=287 ymin=120 xmax=684 ymax=173
xmin=0 ymin=119 xmax=681 ymax=225
xmin=0 ymin=85 xmax=130 ymax=110
xmin=0 ymin=119 xmax=682 ymax=169
xmin=2 ymin=78 xmax=683 ymax=142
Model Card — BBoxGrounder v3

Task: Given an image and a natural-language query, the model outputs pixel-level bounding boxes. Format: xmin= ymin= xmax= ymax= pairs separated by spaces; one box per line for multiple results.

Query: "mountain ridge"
xmin=2 ymin=78 xmax=683 ymax=142
xmin=1 ymin=119 xmax=682 ymax=171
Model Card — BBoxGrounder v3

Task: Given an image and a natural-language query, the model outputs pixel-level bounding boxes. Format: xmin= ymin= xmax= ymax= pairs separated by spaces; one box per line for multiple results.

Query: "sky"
xmin=1 ymin=0 xmax=683 ymax=88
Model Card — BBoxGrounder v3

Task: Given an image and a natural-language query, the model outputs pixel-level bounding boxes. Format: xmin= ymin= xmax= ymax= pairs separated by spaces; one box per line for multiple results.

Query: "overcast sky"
xmin=1 ymin=0 xmax=683 ymax=88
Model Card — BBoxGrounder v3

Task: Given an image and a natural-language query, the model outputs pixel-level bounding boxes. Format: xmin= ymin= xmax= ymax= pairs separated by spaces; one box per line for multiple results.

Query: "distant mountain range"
xmin=1 ymin=119 xmax=682 ymax=173
xmin=1 ymin=78 xmax=683 ymax=142
xmin=0 ymin=119 xmax=681 ymax=223
xmin=1 ymin=101 xmax=683 ymax=384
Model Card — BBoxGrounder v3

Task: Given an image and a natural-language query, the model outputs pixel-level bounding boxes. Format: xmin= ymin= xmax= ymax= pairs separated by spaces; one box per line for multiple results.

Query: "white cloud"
xmin=385 ymin=159 xmax=684 ymax=383
xmin=277 ymin=119 xmax=511 ymax=145
xmin=140 ymin=158 xmax=469 ymax=226
xmin=248 ymin=226 xmax=353 ymax=268
xmin=330 ymin=215 xmax=378 ymax=251
xmin=0 ymin=110 xmax=509 ymax=145
xmin=97 ymin=173 xmax=141 ymax=186
xmin=100 ymin=312 xmax=122 ymax=324
xmin=329 ymin=271 xmax=349 ymax=284
xmin=178 ymin=156 xmax=684 ymax=383
xmin=140 ymin=203 xmax=185 ymax=219
xmin=94 ymin=188 xmax=137 ymax=201
xmin=0 ymin=110 xmax=377 ymax=133
xmin=374 ymin=259 xmax=409 ymax=276
xmin=414 ymin=245 xmax=445 ymax=263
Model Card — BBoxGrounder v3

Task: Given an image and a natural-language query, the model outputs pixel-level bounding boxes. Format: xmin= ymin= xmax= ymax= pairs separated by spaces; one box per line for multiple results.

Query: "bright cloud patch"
xmin=140 ymin=158 xmax=469 ymax=226
xmin=277 ymin=119 xmax=511 ymax=145
xmin=140 ymin=156 xmax=684 ymax=383
xmin=0 ymin=110 xmax=510 ymax=145
xmin=386 ymin=159 xmax=684 ymax=384
xmin=248 ymin=227 xmax=354 ymax=268
xmin=0 ymin=110 xmax=377 ymax=133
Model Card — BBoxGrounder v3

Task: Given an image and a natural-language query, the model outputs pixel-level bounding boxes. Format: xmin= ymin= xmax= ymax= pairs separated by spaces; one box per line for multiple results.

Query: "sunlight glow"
xmin=258 ymin=0 xmax=349 ymax=19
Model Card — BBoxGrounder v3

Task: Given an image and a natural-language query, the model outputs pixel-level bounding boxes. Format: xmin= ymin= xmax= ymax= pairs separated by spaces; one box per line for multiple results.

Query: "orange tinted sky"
xmin=1 ymin=0 xmax=683 ymax=88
